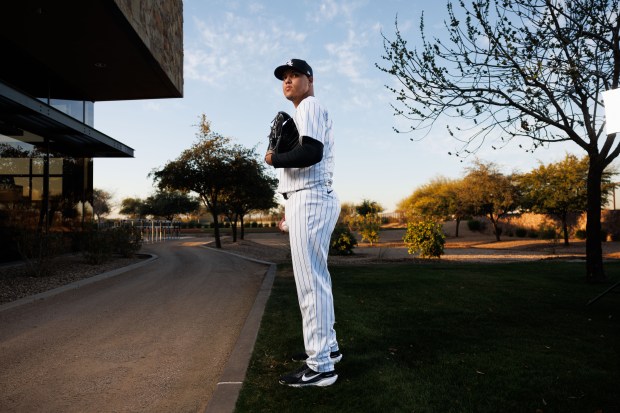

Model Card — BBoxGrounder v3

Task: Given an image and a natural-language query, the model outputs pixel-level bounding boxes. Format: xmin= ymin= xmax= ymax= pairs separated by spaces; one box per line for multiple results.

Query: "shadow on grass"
xmin=235 ymin=261 xmax=620 ymax=413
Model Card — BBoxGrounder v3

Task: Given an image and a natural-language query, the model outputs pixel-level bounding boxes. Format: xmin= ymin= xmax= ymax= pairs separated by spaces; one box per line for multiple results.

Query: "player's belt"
xmin=282 ymin=187 xmax=334 ymax=200
xmin=282 ymin=189 xmax=304 ymax=200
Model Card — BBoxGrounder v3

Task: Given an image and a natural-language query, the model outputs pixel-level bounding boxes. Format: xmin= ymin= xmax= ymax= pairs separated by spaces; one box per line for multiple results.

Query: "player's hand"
xmin=265 ymin=150 xmax=274 ymax=165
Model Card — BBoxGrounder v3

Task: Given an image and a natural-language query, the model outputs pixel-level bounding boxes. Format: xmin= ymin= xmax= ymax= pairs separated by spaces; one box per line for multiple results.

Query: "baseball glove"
xmin=268 ymin=111 xmax=300 ymax=153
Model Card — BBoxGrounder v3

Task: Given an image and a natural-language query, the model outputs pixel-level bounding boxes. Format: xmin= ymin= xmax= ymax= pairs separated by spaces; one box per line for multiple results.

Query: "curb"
xmin=0 ymin=254 xmax=158 ymax=313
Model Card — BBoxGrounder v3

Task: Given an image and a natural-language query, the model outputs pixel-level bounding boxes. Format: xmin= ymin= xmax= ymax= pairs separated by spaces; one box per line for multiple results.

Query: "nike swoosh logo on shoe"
xmin=301 ymin=372 xmax=319 ymax=382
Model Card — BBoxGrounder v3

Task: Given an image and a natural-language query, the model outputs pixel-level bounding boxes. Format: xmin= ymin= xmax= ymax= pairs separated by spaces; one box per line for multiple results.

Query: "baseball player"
xmin=265 ymin=58 xmax=341 ymax=387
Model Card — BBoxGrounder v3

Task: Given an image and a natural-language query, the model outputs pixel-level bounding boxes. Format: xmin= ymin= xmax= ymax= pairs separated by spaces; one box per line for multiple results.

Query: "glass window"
xmin=13 ymin=177 xmax=31 ymax=198
xmin=37 ymin=98 xmax=93 ymax=126
xmin=85 ymin=101 xmax=94 ymax=126
xmin=49 ymin=177 xmax=62 ymax=197
xmin=1 ymin=122 xmax=94 ymax=262
xmin=50 ymin=158 xmax=63 ymax=175
xmin=0 ymin=158 xmax=30 ymax=175
xmin=50 ymin=99 xmax=84 ymax=123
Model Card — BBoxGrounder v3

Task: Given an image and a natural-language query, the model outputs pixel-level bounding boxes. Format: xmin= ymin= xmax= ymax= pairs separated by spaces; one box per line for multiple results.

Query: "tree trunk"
xmin=240 ymin=216 xmax=245 ymax=240
xmin=231 ymin=214 xmax=238 ymax=242
xmin=211 ymin=210 xmax=222 ymax=248
xmin=455 ymin=217 xmax=461 ymax=237
xmin=585 ymin=159 xmax=606 ymax=282
xmin=488 ymin=215 xmax=501 ymax=241
xmin=561 ymin=211 xmax=569 ymax=246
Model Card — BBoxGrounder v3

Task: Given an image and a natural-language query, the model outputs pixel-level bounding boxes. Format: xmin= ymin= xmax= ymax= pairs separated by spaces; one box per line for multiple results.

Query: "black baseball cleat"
xmin=291 ymin=350 xmax=343 ymax=363
xmin=279 ymin=364 xmax=338 ymax=387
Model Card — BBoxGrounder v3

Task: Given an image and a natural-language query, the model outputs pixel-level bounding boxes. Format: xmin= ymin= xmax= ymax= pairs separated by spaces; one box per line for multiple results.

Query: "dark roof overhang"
xmin=0 ymin=82 xmax=133 ymax=158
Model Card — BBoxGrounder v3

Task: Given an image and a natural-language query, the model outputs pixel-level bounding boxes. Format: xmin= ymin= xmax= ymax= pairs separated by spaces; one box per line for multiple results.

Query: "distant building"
xmin=0 ymin=1 xmax=183 ymax=261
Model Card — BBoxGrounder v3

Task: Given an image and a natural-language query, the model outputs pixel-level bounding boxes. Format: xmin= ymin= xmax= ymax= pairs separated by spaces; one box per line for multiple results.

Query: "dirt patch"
xmin=0 ymin=254 xmax=147 ymax=305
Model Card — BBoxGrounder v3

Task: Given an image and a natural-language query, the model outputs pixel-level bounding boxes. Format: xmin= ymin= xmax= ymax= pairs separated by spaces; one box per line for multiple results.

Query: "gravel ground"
xmin=0 ymin=254 xmax=146 ymax=305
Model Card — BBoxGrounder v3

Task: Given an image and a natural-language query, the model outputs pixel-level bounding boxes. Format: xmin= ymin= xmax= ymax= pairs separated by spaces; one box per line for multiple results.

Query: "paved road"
xmin=0 ymin=239 xmax=270 ymax=413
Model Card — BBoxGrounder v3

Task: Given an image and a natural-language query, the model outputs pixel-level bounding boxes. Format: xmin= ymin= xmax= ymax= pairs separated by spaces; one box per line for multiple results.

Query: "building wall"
xmin=114 ymin=0 xmax=184 ymax=96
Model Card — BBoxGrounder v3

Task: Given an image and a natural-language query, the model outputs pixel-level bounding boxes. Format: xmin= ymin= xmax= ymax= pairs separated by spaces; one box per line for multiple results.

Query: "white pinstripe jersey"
xmin=277 ymin=96 xmax=334 ymax=194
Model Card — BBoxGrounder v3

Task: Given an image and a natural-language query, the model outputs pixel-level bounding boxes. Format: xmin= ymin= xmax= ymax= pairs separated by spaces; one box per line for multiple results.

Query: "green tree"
xmin=517 ymin=154 xmax=615 ymax=245
xmin=355 ymin=199 xmax=384 ymax=245
xmin=377 ymin=1 xmax=620 ymax=281
xmin=144 ymin=190 xmax=200 ymax=221
xmin=397 ymin=177 xmax=468 ymax=236
xmin=220 ymin=147 xmax=278 ymax=241
xmin=150 ymin=115 xmax=237 ymax=248
xmin=356 ymin=199 xmax=384 ymax=217
xmin=461 ymin=161 xmax=518 ymax=241
xmin=119 ymin=197 xmax=147 ymax=219
xmin=92 ymin=188 xmax=112 ymax=223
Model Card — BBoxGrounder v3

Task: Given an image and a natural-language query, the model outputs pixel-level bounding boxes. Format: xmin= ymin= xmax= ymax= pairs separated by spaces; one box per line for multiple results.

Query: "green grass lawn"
xmin=235 ymin=261 xmax=620 ymax=413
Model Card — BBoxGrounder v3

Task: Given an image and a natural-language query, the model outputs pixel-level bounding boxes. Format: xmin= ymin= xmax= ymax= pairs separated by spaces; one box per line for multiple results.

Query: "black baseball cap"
xmin=274 ymin=59 xmax=313 ymax=80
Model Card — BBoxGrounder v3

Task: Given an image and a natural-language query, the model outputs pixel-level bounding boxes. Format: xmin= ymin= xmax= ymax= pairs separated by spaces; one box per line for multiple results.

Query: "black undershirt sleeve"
xmin=272 ymin=136 xmax=324 ymax=168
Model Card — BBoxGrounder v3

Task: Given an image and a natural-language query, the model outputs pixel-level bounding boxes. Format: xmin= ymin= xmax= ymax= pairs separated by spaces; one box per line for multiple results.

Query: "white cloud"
xmin=311 ymin=0 xmax=365 ymax=23
xmin=184 ymin=14 xmax=306 ymax=87
xmin=323 ymin=28 xmax=372 ymax=84
xmin=248 ymin=1 xmax=264 ymax=13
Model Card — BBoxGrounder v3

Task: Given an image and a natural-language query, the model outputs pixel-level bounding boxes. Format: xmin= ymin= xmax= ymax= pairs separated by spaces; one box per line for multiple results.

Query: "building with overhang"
xmin=0 ymin=1 xmax=183 ymax=261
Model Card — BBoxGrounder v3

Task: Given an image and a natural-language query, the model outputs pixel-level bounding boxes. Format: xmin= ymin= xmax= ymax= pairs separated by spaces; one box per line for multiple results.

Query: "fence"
xmin=108 ymin=219 xmax=182 ymax=243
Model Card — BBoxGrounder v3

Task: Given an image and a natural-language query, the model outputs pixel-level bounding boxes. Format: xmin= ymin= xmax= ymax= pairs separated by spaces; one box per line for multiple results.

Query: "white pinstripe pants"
xmin=285 ymin=186 xmax=340 ymax=373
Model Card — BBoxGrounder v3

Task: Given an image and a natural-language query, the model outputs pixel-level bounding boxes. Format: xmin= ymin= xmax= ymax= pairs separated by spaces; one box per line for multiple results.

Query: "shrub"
xmin=467 ymin=219 xmax=486 ymax=232
xmin=515 ymin=228 xmax=527 ymax=238
xmin=572 ymin=228 xmax=609 ymax=241
xmin=111 ymin=226 xmax=142 ymax=257
xmin=82 ymin=229 xmax=115 ymax=264
xmin=330 ymin=225 xmax=357 ymax=255
xmin=82 ymin=226 xmax=143 ymax=264
xmin=467 ymin=219 xmax=481 ymax=231
xmin=358 ymin=214 xmax=381 ymax=245
xmin=15 ymin=229 xmax=64 ymax=277
xmin=538 ymin=226 xmax=557 ymax=240
xmin=403 ymin=220 xmax=446 ymax=259
xmin=575 ymin=229 xmax=587 ymax=239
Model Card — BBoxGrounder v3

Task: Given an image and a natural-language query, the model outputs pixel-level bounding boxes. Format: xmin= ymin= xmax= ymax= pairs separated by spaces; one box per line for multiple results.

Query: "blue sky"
xmin=93 ymin=0 xmax=583 ymax=213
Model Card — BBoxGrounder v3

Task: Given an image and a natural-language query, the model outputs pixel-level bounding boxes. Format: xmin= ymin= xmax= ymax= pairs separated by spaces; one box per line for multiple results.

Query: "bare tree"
xmin=378 ymin=0 xmax=619 ymax=281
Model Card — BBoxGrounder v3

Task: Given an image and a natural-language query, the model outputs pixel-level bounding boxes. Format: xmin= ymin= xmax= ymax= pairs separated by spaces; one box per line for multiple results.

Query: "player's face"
xmin=282 ymin=70 xmax=313 ymax=107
